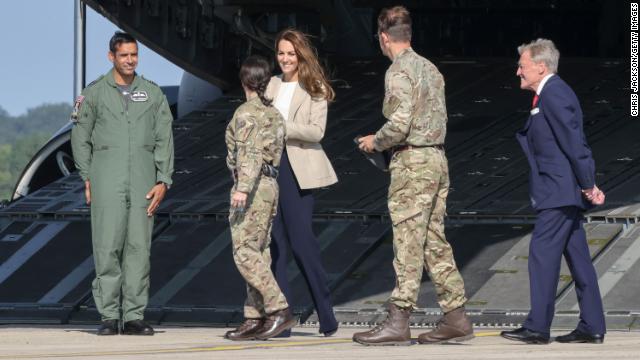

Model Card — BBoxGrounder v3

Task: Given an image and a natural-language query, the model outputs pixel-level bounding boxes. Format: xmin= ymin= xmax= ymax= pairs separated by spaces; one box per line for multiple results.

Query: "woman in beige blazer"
xmin=266 ymin=28 xmax=338 ymax=337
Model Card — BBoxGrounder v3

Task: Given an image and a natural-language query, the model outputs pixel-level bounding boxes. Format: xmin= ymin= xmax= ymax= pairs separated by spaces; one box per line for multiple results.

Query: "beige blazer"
xmin=266 ymin=75 xmax=338 ymax=189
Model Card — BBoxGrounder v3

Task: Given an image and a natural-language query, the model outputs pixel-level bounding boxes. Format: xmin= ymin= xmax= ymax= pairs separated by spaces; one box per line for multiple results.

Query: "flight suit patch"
xmin=383 ymin=94 xmax=401 ymax=119
xmin=131 ymin=91 xmax=149 ymax=102
xmin=70 ymin=95 xmax=85 ymax=123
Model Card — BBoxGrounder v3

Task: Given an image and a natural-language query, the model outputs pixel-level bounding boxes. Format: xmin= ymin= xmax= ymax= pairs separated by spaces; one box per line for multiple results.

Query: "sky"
xmin=0 ymin=1 xmax=183 ymax=116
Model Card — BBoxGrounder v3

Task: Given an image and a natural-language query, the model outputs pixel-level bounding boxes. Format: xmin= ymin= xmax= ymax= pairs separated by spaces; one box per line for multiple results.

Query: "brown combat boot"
xmin=352 ymin=303 xmax=412 ymax=346
xmin=225 ymin=318 xmax=264 ymax=341
xmin=418 ymin=306 xmax=474 ymax=344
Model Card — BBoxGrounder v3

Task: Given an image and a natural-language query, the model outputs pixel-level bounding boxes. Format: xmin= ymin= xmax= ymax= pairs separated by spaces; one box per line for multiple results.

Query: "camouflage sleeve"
xmin=374 ymin=70 xmax=413 ymax=151
xmin=70 ymin=91 xmax=96 ymax=182
xmin=225 ymin=121 xmax=236 ymax=172
xmin=234 ymin=111 xmax=261 ymax=193
xmin=153 ymin=95 xmax=175 ymax=186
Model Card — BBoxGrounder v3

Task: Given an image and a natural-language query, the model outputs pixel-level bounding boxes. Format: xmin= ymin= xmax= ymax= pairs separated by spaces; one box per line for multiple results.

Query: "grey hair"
xmin=517 ymin=38 xmax=560 ymax=73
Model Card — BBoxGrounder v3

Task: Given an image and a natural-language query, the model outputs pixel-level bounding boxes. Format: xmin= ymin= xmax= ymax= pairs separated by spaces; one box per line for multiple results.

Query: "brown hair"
xmin=239 ymin=55 xmax=273 ymax=107
xmin=275 ymin=29 xmax=335 ymax=101
xmin=377 ymin=6 xmax=412 ymax=42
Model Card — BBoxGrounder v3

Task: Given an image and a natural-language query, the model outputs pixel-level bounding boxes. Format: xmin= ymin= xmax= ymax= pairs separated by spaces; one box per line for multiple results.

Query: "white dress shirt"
xmin=536 ymin=73 xmax=554 ymax=95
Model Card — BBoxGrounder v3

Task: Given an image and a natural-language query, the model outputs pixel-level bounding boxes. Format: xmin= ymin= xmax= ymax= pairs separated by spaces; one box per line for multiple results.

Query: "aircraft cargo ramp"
xmin=1 ymin=58 xmax=638 ymax=331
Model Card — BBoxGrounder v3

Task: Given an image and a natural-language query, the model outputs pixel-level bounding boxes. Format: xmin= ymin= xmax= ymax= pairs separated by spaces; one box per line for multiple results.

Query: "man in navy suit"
xmin=500 ymin=39 xmax=606 ymax=344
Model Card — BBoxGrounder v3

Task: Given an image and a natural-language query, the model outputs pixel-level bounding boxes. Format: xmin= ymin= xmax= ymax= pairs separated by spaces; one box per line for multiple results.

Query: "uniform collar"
xmin=105 ymin=69 xmax=141 ymax=90
xmin=392 ymin=47 xmax=413 ymax=63
xmin=247 ymin=95 xmax=262 ymax=105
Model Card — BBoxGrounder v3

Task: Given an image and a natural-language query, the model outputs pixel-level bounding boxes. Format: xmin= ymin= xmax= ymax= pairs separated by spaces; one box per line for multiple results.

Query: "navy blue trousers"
xmin=523 ymin=206 xmax=606 ymax=335
xmin=270 ymin=150 xmax=338 ymax=334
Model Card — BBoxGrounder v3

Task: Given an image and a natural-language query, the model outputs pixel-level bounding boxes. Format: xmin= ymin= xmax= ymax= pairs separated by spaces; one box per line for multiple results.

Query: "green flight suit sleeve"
xmin=70 ymin=92 xmax=96 ymax=182
xmin=374 ymin=70 xmax=413 ymax=151
xmin=234 ymin=111 xmax=262 ymax=194
xmin=154 ymin=95 xmax=174 ymax=186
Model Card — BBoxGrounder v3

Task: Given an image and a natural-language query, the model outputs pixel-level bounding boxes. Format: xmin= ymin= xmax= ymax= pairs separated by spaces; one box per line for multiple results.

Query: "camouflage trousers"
xmin=230 ymin=176 xmax=288 ymax=318
xmin=387 ymin=147 xmax=467 ymax=313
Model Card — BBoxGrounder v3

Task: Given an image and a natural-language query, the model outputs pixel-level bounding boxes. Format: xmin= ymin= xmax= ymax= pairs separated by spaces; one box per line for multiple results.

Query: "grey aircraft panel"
xmin=557 ymin=224 xmax=640 ymax=311
xmin=466 ymin=223 xmax=621 ymax=310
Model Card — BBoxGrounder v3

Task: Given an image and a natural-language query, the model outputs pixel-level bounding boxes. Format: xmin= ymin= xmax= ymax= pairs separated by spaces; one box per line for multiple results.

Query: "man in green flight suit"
xmin=71 ymin=32 xmax=174 ymax=336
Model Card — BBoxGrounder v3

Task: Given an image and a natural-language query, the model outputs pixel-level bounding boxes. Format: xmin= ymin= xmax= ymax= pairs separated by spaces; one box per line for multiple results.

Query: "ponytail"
xmin=239 ymin=55 xmax=273 ymax=107
xmin=256 ymin=80 xmax=272 ymax=107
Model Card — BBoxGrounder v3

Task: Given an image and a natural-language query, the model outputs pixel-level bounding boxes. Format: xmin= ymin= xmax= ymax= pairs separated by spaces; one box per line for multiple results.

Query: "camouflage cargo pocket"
xmin=388 ymin=171 xmax=423 ymax=226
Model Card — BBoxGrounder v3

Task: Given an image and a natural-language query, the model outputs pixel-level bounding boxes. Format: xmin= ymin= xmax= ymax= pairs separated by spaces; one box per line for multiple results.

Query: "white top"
xmin=274 ymin=81 xmax=298 ymax=121
xmin=536 ymin=74 xmax=554 ymax=95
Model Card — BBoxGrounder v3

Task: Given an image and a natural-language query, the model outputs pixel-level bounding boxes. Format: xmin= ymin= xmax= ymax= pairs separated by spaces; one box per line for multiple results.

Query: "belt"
xmin=232 ymin=164 xmax=279 ymax=181
xmin=261 ymin=164 xmax=279 ymax=178
xmin=393 ymin=144 xmax=444 ymax=153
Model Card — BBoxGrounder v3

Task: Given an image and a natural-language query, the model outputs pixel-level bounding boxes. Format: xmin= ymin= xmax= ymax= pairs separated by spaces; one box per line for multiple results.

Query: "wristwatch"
xmin=157 ymin=181 xmax=170 ymax=190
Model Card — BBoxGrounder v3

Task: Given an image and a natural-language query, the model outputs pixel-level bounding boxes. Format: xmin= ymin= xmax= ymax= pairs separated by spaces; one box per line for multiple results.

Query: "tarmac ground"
xmin=0 ymin=325 xmax=638 ymax=360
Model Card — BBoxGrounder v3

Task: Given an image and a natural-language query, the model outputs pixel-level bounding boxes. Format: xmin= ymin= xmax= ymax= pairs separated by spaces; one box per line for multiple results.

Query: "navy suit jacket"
xmin=516 ymin=75 xmax=595 ymax=211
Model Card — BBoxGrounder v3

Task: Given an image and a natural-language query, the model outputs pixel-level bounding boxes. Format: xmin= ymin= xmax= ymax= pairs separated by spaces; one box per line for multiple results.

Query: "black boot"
xmin=122 ymin=319 xmax=155 ymax=336
xmin=97 ymin=320 xmax=119 ymax=336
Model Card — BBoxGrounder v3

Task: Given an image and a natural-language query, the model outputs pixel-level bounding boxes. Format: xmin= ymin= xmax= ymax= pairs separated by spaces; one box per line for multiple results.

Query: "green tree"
xmin=10 ymin=132 xmax=51 ymax=179
xmin=0 ymin=103 xmax=71 ymax=201
xmin=0 ymin=144 xmax=13 ymax=200
xmin=0 ymin=103 xmax=71 ymax=144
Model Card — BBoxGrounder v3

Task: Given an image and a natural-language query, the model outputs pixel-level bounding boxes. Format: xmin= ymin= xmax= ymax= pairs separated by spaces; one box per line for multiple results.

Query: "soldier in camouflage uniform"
xmin=224 ymin=55 xmax=296 ymax=341
xmin=354 ymin=6 xmax=473 ymax=345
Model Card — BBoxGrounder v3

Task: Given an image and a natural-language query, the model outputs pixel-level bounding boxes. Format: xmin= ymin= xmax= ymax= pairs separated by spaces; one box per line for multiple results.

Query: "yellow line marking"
xmin=475 ymin=331 xmax=502 ymax=337
xmin=199 ymin=338 xmax=352 ymax=351
xmin=0 ymin=338 xmax=353 ymax=359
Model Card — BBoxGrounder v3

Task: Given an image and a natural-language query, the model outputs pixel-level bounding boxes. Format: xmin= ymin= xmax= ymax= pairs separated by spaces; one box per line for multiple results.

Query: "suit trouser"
xmin=91 ymin=203 xmax=153 ymax=322
xmin=388 ymin=148 xmax=467 ymax=312
xmin=524 ymin=206 xmax=606 ymax=335
xmin=270 ymin=150 xmax=338 ymax=333
xmin=231 ymin=176 xmax=289 ymax=319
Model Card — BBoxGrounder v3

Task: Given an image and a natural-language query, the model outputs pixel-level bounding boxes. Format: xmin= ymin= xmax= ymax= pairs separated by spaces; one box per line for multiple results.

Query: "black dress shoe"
xmin=501 ymin=327 xmax=550 ymax=344
xmin=322 ymin=327 xmax=338 ymax=337
xmin=97 ymin=320 xmax=119 ymax=336
xmin=555 ymin=329 xmax=604 ymax=344
xmin=122 ymin=319 xmax=155 ymax=336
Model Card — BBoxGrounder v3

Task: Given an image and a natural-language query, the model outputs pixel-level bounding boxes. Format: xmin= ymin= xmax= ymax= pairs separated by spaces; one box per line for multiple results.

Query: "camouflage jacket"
xmin=225 ymin=96 xmax=286 ymax=193
xmin=374 ymin=48 xmax=447 ymax=151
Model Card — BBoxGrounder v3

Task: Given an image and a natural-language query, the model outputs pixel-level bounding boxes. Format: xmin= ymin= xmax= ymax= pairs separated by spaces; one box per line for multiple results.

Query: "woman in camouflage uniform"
xmin=224 ymin=55 xmax=295 ymax=340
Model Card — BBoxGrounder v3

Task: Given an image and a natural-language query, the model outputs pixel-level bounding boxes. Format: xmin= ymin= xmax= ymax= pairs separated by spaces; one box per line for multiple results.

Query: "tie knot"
xmin=532 ymin=94 xmax=539 ymax=108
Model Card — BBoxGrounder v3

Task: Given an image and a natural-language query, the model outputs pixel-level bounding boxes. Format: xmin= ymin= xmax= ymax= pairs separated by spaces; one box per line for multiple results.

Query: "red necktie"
xmin=532 ymin=94 xmax=539 ymax=108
